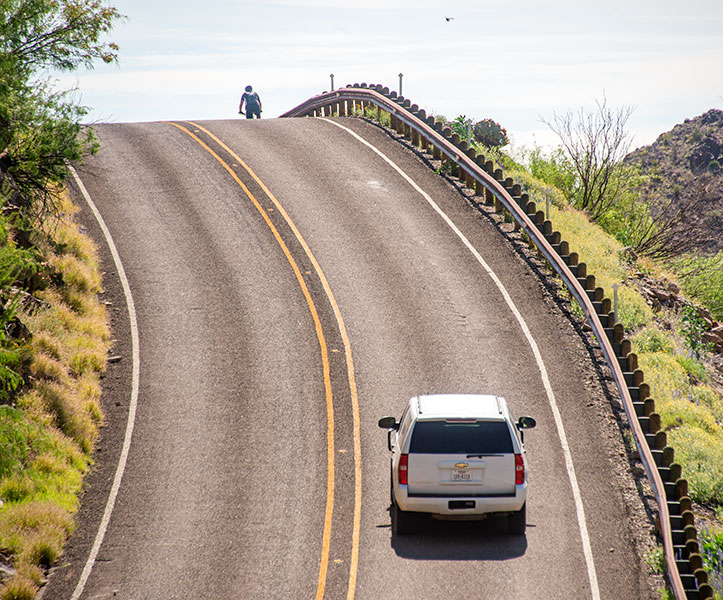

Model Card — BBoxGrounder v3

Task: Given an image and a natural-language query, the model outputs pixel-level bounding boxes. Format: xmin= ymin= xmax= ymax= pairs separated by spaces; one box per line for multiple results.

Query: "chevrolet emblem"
xmin=455 ymin=462 xmax=469 ymax=469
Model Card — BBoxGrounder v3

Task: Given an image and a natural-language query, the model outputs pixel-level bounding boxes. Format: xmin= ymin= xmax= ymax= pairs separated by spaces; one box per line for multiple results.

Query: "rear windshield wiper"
xmin=466 ymin=453 xmax=504 ymax=458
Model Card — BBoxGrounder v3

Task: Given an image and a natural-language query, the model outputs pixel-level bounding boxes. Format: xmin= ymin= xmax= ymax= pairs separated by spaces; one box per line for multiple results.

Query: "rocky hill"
xmin=625 ymin=108 xmax=723 ymax=254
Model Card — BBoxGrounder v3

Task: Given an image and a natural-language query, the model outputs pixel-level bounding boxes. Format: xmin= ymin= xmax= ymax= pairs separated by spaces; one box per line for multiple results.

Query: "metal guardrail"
xmin=281 ymin=84 xmax=714 ymax=600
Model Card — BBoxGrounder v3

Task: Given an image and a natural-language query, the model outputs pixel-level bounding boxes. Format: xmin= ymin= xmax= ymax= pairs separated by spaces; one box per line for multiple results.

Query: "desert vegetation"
xmin=0 ymin=1 xmax=121 ymax=597
xmin=460 ymin=104 xmax=723 ymax=597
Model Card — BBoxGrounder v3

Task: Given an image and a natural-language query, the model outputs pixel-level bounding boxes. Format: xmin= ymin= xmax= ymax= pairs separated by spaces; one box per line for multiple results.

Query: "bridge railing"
xmin=282 ymin=83 xmax=713 ymax=600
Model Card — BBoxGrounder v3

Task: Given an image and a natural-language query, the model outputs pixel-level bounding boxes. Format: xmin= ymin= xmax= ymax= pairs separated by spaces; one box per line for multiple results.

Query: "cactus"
xmin=472 ymin=118 xmax=509 ymax=148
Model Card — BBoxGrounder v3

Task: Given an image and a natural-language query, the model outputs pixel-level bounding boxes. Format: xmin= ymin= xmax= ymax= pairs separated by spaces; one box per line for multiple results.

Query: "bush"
xmin=634 ymin=327 xmax=675 ymax=354
xmin=644 ymin=545 xmax=666 ymax=574
xmin=681 ymin=304 xmax=714 ymax=359
xmin=675 ymin=355 xmax=710 ymax=383
xmin=699 ymin=527 xmax=723 ymax=597
xmin=670 ymin=252 xmax=723 ymax=321
xmin=519 ymin=145 xmax=576 ymax=200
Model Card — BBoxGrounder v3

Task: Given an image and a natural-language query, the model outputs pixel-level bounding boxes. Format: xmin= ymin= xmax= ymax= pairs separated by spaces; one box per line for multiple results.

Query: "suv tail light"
xmin=399 ymin=454 xmax=409 ymax=485
xmin=515 ymin=454 xmax=524 ymax=484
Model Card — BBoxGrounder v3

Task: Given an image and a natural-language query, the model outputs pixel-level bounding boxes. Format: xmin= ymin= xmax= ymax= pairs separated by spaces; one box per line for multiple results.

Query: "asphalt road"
xmin=42 ymin=117 xmax=655 ymax=599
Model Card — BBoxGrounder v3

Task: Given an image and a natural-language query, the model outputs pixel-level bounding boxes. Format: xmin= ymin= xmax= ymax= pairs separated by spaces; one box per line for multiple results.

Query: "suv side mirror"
xmin=517 ymin=416 xmax=537 ymax=430
xmin=378 ymin=416 xmax=399 ymax=430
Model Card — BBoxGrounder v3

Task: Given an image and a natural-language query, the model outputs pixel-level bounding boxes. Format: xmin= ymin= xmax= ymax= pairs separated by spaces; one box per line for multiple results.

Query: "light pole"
xmin=398 ymin=72 xmax=403 ymax=96
xmin=330 ymin=73 xmax=334 ymax=90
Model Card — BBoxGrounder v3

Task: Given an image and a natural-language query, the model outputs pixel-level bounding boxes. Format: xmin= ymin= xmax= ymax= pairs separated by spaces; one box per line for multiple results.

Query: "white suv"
xmin=378 ymin=394 xmax=536 ymax=535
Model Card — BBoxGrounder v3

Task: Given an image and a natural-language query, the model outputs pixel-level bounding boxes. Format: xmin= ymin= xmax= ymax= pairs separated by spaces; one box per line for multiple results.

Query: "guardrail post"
xmin=677 ymin=479 xmax=689 ymax=500
xmin=663 ymin=445 xmax=674 ymax=466
xmin=463 ymin=150 xmax=476 ymax=189
xmin=577 ymin=262 xmax=587 ymax=280
xmin=474 ymin=156 xmax=486 ymax=196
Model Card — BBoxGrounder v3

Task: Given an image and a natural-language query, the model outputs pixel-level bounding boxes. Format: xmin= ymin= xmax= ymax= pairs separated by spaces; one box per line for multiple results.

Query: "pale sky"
xmin=56 ymin=0 xmax=723 ymax=152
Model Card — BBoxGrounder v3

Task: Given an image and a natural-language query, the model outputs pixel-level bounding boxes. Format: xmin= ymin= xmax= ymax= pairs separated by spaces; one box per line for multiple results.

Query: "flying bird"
xmin=445 ymin=16 xmax=454 ymax=21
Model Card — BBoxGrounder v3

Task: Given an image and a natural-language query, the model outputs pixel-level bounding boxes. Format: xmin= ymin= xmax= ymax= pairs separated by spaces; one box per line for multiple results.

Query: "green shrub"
xmin=450 ymin=115 xmax=472 ymax=141
xmin=0 ymin=297 xmax=26 ymax=404
xmin=0 ymin=407 xmax=48 ymax=480
xmin=675 ymin=355 xmax=710 ymax=383
xmin=357 ymin=103 xmax=391 ymax=127
xmin=518 ymin=145 xmax=576 ymax=200
xmin=670 ymin=252 xmax=723 ymax=321
xmin=644 ymin=544 xmax=665 ymax=574
xmin=681 ymin=304 xmax=714 ymax=359
xmin=668 ymin=426 xmax=723 ymax=505
xmin=699 ymin=527 xmax=723 ymax=596
xmin=634 ymin=327 xmax=675 ymax=354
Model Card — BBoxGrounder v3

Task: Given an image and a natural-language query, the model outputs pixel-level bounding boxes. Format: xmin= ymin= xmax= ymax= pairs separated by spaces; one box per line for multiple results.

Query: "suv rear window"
xmin=409 ymin=420 xmax=513 ymax=454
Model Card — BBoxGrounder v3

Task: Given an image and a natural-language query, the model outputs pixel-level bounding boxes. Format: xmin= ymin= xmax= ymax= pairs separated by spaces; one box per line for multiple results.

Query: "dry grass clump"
xmin=0 ymin=575 xmax=37 ymax=600
xmin=0 ymin=501 xmax=75 ymax=597
xmin=0 ymin=190 xmax=111 ymax=598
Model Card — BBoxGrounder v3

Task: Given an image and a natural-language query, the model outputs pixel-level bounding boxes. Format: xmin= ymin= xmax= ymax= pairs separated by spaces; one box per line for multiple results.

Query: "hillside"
xmin=625 ymin=108 xmax=723 ymax=254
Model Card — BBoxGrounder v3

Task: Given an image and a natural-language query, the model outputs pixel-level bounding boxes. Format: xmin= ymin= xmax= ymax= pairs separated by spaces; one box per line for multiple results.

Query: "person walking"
xmin=239 ymin=85 xmax=262 ymax=118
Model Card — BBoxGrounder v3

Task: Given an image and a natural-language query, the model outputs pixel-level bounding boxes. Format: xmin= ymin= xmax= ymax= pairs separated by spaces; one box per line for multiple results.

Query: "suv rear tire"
xmin=508 ymin=502 xmax=526 ymax=535
xmin=392 ymin=497 xmax=412 ymax=536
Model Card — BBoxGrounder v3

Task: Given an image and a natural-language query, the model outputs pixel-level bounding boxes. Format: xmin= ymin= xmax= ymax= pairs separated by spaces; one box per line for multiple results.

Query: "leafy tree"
xmin=0 ymin=0 xmax=122 ymax=219
xmin=0 ymin=0 xmax=120 ymax=74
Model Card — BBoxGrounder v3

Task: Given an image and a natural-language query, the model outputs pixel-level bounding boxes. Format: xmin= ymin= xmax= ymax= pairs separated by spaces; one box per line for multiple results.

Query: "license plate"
xmin=451 ymin=469 xmax=471 ymax=481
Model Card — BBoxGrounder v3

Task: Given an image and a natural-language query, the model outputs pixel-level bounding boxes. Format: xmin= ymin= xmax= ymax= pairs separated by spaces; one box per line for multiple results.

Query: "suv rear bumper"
xmin=395 ymin=484 xmax=526 ymax=515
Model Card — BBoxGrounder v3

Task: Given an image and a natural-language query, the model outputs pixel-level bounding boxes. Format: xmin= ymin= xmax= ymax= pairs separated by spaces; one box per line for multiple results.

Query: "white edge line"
xmin=68 ymin=165 xmax=140 ymax=600
xmin=321 ymin=118 xmax=601 ymax=600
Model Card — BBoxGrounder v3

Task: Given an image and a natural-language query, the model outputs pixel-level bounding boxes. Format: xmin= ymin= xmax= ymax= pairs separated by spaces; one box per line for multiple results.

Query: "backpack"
xmin=245 ymin=92 xmax=259 ymax=109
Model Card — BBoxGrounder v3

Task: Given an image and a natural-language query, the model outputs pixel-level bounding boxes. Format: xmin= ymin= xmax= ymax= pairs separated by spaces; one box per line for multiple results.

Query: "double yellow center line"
xmin=166 ymin=121 xmax=362 ymax=600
